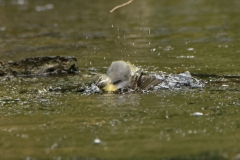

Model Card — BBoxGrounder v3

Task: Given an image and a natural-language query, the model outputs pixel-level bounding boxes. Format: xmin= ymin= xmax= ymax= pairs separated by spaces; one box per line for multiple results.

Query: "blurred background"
xmin=1 ymin=0 xmax=240 ymax=74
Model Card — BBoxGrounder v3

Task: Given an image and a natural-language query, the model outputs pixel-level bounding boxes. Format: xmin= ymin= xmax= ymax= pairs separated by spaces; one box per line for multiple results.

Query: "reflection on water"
xmin=11 ymin=0 xmax=28 ymax=5
xmin=1 ymin=0 xmax=240 ymax=159
xmin=97 ymin=93 xmax=141 ymax=107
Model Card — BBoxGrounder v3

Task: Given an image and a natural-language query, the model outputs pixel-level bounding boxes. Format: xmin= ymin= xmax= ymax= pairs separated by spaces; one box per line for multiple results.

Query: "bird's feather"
xmin=130 ymin=73 xmax=162 ymax=90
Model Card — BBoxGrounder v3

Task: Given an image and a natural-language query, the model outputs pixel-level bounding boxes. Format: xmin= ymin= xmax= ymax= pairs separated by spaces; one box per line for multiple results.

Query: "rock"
xmin=0 ymin=56 xmax=79 ymax=76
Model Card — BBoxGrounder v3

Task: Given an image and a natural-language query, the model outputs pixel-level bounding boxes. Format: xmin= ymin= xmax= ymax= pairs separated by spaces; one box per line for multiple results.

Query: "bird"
xmin=93 ymin=60 xmax=162 ymax=92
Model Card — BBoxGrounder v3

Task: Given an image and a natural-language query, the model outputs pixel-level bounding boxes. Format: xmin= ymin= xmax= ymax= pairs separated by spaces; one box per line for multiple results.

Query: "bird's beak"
xmin=93 ymin=74 xmax=118 ymax=92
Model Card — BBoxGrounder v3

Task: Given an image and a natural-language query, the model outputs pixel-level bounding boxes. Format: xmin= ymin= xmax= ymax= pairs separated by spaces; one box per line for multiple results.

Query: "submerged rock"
xmin=0 ymin=56 xmax=79 ymax=76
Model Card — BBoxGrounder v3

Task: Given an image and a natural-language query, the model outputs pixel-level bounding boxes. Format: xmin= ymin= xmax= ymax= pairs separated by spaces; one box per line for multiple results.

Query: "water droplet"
xmin=176 ymin=56 xmax=194 ymax=59
xmin=21 ymin=134 xmax=28 ymax=139
xmin=191 ymin=112 xmax=203 ymax=116
xmin=94 ymin=138 xmax=101 ymax=144
xmin=151 ymin=48 xmax=156 ymax=52
xmin=187 ymin=48 xmax=194 ymax=51
xmin=35 ymin=4 xmax=54 ymax=12
xmin=51 ymin=143 xmax=58 ymax=149
xmin=222 ymin=84 xmax=228 ymax=87
xmin=0 ymin=27 xmax=6 ymax=31
xmin=165 ymin=111 xmax=169 ymax=119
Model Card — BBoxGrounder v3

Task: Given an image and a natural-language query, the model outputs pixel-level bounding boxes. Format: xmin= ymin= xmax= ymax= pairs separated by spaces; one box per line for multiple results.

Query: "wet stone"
xmin=0 ymin=56 xmax=79 ymax=76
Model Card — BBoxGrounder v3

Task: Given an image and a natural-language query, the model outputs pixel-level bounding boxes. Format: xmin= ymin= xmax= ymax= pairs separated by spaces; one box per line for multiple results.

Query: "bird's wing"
xmin=130 ymin=73 xmax=162 ymax=90
xmin=138 ymin=75 xmax=162 ymax=90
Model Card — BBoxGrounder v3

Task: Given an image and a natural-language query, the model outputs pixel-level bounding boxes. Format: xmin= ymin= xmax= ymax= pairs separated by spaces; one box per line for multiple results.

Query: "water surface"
xmin=1 ymin=0 xmax=240 ymax=159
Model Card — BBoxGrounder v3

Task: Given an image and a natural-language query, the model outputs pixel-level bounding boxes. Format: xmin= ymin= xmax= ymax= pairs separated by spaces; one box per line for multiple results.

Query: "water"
xmin=1 ymin=0 xmax=240 ymax=159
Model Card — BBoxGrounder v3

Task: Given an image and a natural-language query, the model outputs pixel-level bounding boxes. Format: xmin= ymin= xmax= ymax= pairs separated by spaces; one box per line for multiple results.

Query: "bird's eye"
xmin=98 ymin=77 xmax=103 ymax=82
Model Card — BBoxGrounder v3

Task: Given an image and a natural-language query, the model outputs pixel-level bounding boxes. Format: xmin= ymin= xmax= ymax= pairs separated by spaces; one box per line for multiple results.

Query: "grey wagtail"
xmin=93 ymin=60 xmax=161 ymax=92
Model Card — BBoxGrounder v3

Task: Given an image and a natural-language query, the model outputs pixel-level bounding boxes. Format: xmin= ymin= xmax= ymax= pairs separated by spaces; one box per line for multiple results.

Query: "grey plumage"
xmin=94 ymin=61 xmax=162 ymax=91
